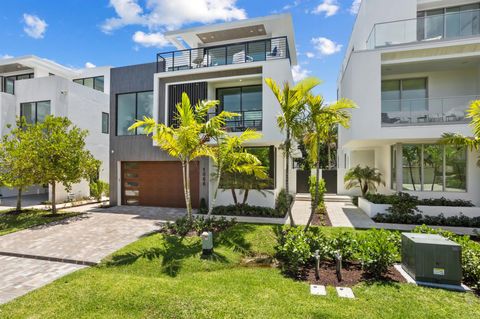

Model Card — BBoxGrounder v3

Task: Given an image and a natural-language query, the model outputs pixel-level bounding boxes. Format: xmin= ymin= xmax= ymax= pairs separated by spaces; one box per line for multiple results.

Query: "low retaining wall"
xmin=358 ymin=197 xmax=480 ymax=219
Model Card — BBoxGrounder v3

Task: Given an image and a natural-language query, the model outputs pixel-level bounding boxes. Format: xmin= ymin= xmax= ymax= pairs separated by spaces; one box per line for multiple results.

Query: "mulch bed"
xmin=312 ymin=211 xmax=332 ymax=227
xmin=303 ymin=261 xmax=406 ymax=287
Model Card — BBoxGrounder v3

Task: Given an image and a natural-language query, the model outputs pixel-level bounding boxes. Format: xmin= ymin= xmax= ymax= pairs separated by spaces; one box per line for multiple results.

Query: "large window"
xmin=2 ymin=73 xmax=34 ymax=94
xmin=381 ymin=78 xmax=427 ymax=112
xmin=418 ymin=4 xmax=480 ymax=40
xmin=396 ymin=144 xmax=466 ymax=192
xmin=217 ymin=85 xmax=262 ymax=132
xmin=219 ymin=146 xmax=275 ymax=190
xmin=73 ymin=76 xmax=104 ymax=92
xmin=116 ymin=91 xmax=153 ymax=136
xmin=20 ymin=101 xmax=51 ymax=124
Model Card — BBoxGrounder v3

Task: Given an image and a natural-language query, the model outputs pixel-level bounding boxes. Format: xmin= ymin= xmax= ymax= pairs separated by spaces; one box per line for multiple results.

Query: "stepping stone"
xmin=310 ymin=284 xmax=326 ymax=296
xmin=336 ymin=287 xmax=355 ymax=299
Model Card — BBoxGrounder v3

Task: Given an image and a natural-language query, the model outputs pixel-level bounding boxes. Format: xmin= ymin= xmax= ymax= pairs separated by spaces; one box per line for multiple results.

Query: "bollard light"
xmin=201 ymin=231 xmax=213 ymax=257
xmin=314 ymin=250 xmax=320 ymax=280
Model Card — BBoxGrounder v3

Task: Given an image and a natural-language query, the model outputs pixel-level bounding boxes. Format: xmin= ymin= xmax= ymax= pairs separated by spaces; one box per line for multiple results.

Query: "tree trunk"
xmin=305 ymin=136 xmax=321 ymax=231
xmin=285 ymin=129 xmax=295 ymax=226
xmin=16 ymin=187 xmax=22 ymax=212
xmin=242 ymin=189 xmax=249 ymax=205
xmin=51 ymin=182 xmax=57 ymax=215
xmin=230 ymin=189 xmax=238 ymax=205
xmin=181 ymin=161 xmax=190 ymax=220
xmin=327 ymin=144 xmax=332 ymax=170
xmin=185 ymin=160 xmax=193 ymax=219
xmin=208 ymin=166 xmax=222 ymax=218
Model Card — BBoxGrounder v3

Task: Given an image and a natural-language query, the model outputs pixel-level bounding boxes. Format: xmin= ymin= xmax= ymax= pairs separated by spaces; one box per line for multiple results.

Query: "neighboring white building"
xmin=109 ymin=14 xmax=296 ymax=209
xmin=0 ymin=55 xmax=110 ymax=201
xmin=337 ymin=0 xmax=480 ymax=205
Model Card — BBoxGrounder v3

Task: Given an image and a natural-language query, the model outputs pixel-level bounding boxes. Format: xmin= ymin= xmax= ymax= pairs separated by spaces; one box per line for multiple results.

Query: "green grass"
xmin=0 ymin=224 xmax=478 ymax=319
xmin=0 ymin=209 xmax=80 ymax=236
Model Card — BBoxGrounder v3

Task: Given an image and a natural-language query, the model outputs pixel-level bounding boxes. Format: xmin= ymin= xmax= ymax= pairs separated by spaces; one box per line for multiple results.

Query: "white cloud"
xmin=1 ymin=54 xmax=13 ymax=59
xmin=350 ymin=0 xmax=362 ymax=15
xmin=132 ymin=31 xmax=170 ymax=48
xmin=311 ymin=0 xmax=339 ymax=17
xmin=311 ymin=37 xmax=342 ymax=56
xmin=102 ymin=0 xmax=247 ymax=33
xmin=283 ymin=0 xmax=301 ymax=11
xmin=22 ymin=14 xmax=47 ymax=39
xmin=85 ymin=62 xmax=96 ymax=68
xmin=306 ymin=51 xmax=315 ymax=58
xmin=291 ymin=65 xmax=311 ymax=82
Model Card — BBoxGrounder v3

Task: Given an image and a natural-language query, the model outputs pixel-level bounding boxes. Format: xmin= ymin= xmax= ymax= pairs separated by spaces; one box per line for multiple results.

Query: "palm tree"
xmin=208 ymin=129 xmax=267 ymax=216
xmin=303 ymin=95 xmax=355 ymax=229
xmin=344 ymin=165 xmax=385 ymax=197
xmin=441 ymin=100 xmax=480 ymax=167
xmin=130 ymin=93 xmax=235 ymax=219
xmin=265 ymin=77 xmax=320 ymax=226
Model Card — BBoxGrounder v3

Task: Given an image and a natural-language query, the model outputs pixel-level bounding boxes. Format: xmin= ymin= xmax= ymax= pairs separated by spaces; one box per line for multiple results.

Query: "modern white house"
xmin=337 ymin=0 xmax=480 ymax=206
xmin=109 ymin=14 xmax=296 ymax=209
xmin=0 ymin=55 xmax=110 ymax=202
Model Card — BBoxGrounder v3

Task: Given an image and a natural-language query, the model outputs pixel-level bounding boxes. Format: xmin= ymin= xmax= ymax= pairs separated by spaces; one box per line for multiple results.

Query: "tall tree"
xmin=33 ymin=116 xmax=99 ymax=214
xmin=130 ymin=93 xmax=235 ymax=219
xmin=0 ymin=119 xmax=39 ymax=211
xmin=303 ymin=95 xmax=355 ymax=230
xmin=441 ymin=100 xmax=480 ymax=167
xmin=265 ymin=77 xmax=320 ymax=226
xmin=209 ymin=129 xmax=267 ymax=216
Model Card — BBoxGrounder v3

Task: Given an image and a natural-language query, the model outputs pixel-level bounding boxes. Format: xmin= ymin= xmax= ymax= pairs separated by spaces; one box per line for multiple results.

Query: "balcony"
xmin=381 ymin=95 xmax=479 ymax=127
xmin=157 ymin=37 xmax=289 ymax=72
xmin=367 ymin=9 xmax=480 ymax=49
xmin=206 ymin=110 xmax=262 ymax=133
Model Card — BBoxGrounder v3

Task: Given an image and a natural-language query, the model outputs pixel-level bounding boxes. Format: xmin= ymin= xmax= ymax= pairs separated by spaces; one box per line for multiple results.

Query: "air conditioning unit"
xmin=401 ymin=233 xmax=462 ymax=286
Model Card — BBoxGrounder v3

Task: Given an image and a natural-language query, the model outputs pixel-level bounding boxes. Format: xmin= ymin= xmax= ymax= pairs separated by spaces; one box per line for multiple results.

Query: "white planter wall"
xmin=358 ymin=197 xmax=480 ymax=219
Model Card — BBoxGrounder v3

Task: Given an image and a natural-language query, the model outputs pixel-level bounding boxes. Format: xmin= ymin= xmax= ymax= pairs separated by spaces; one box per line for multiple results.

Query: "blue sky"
xmin=0 ymin=0 xmax=360 ymax=102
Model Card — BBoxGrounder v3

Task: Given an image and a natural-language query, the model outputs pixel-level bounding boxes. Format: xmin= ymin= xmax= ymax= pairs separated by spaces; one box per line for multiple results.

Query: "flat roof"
xmin=164 ymin=14 xmax=297 ymax=65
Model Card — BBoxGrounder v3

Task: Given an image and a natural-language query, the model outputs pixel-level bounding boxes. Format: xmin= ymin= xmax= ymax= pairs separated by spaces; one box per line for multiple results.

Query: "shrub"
xmin=275 ymin=226 xmax=313 ymax=277
xmin=365 ymin=193 xmax=474 ymax=207
xmin=275 ymin=189 xmax=293 ymax=217
xmin=210 ymin=204 xmax=282 ymax=218
xmin=375 ymin=212 xmax=480 ymax=228
xmin=357 ymin=229 xmax=400 ymax=278
xmin=328 ymin=231 xmax=359 ymax=262
xmin=161 ymin=216 xmax=236 ymax=237
xmin=413 ymin=225 xmax=480 ymax=290
xmin=90 ymin=180 xmax=109 ymax=201
xmin=352 ymin=196 xmax=359 ymax=206
xmin=308 ymin=176 xmax=326 ymax=207
xmin=199 ymin=198 xmax=208 ymax=214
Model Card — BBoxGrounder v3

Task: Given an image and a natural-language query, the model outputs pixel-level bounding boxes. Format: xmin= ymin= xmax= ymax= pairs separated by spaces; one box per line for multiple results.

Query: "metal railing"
xmin=367 ymin=9 xmax=480 ymax=49
xmin=381 ymin=95 xmax=479 ymax=126
xmin=207 ymin=109 xmax=262 ymax=132
xmin=157 ymin=37 xmax=289 ymax=72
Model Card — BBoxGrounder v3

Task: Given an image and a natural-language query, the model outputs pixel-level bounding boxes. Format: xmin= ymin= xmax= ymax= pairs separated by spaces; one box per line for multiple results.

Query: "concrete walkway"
xmin=0 ymin=204 xmax=179 ymax=305
xmin=325 ymin=196 xmax=480 ymax=236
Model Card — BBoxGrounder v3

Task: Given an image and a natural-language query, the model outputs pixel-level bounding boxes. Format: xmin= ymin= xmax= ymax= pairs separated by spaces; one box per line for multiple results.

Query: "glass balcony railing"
xmin=207 ymin=109 xmax=262 ymax=132
xmin=381 ymin=95 xmax=479 ymax=126
xmin=157 ymin=37 xmax=289 ymax=72
xmin=367 ymin=9 xmax=480 ymax=49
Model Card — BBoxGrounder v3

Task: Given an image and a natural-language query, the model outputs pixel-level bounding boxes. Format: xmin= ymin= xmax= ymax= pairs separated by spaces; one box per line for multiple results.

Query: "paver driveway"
xmin=0 ymin=204 xmax=186 ymax=304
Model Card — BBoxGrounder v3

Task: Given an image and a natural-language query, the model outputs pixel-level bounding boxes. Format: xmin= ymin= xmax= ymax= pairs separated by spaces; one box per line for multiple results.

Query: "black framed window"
xmin=73 ymin=76 xmax=105 ymax=92
xmin=116 ymin=91 xmax=153 ymax=136
xmin=219 ymin=146 xmax=275 ymax=190
xmin=102 ymin=112 xmax=109 ymax=134
xmin=217 ymin=85 xmax=262 ymax=132
xmin=2 ymin=73 xmax=34 ymax=94
xmin=20 ymin=100 xmax=51 ymax=124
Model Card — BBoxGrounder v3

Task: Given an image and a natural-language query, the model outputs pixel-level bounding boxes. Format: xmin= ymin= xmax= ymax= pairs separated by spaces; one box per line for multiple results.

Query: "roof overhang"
xmin=0 ymin=55 xmax=76 ymax=78
xmin=164 ymin=14 xmax=297 ymax=65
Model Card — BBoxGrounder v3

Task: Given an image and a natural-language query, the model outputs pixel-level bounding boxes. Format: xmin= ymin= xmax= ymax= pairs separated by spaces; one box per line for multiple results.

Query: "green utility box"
xmin=401 ymin=233 xmax=462 ymax=286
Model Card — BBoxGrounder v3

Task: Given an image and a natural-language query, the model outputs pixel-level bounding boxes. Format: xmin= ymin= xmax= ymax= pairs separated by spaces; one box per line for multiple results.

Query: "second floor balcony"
xmin=367 ymin=8 xmax=480 ymax=49
xmin=381 ymin=95 xmax=479 ymax=127
xmin=157 ymin=37 xmax=289 ymax=73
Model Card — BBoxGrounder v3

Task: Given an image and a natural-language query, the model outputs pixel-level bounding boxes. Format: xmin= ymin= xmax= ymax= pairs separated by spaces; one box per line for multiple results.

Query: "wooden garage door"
xmin=122 ymin=161 xmax=200 ymax=208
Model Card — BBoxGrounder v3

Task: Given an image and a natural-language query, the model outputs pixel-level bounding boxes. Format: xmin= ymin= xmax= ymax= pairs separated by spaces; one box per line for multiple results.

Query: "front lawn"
xmin=0 ymin=209 xmax=81 ymax=236
xmin=0 ymin=224 xmax=478 ymax=318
